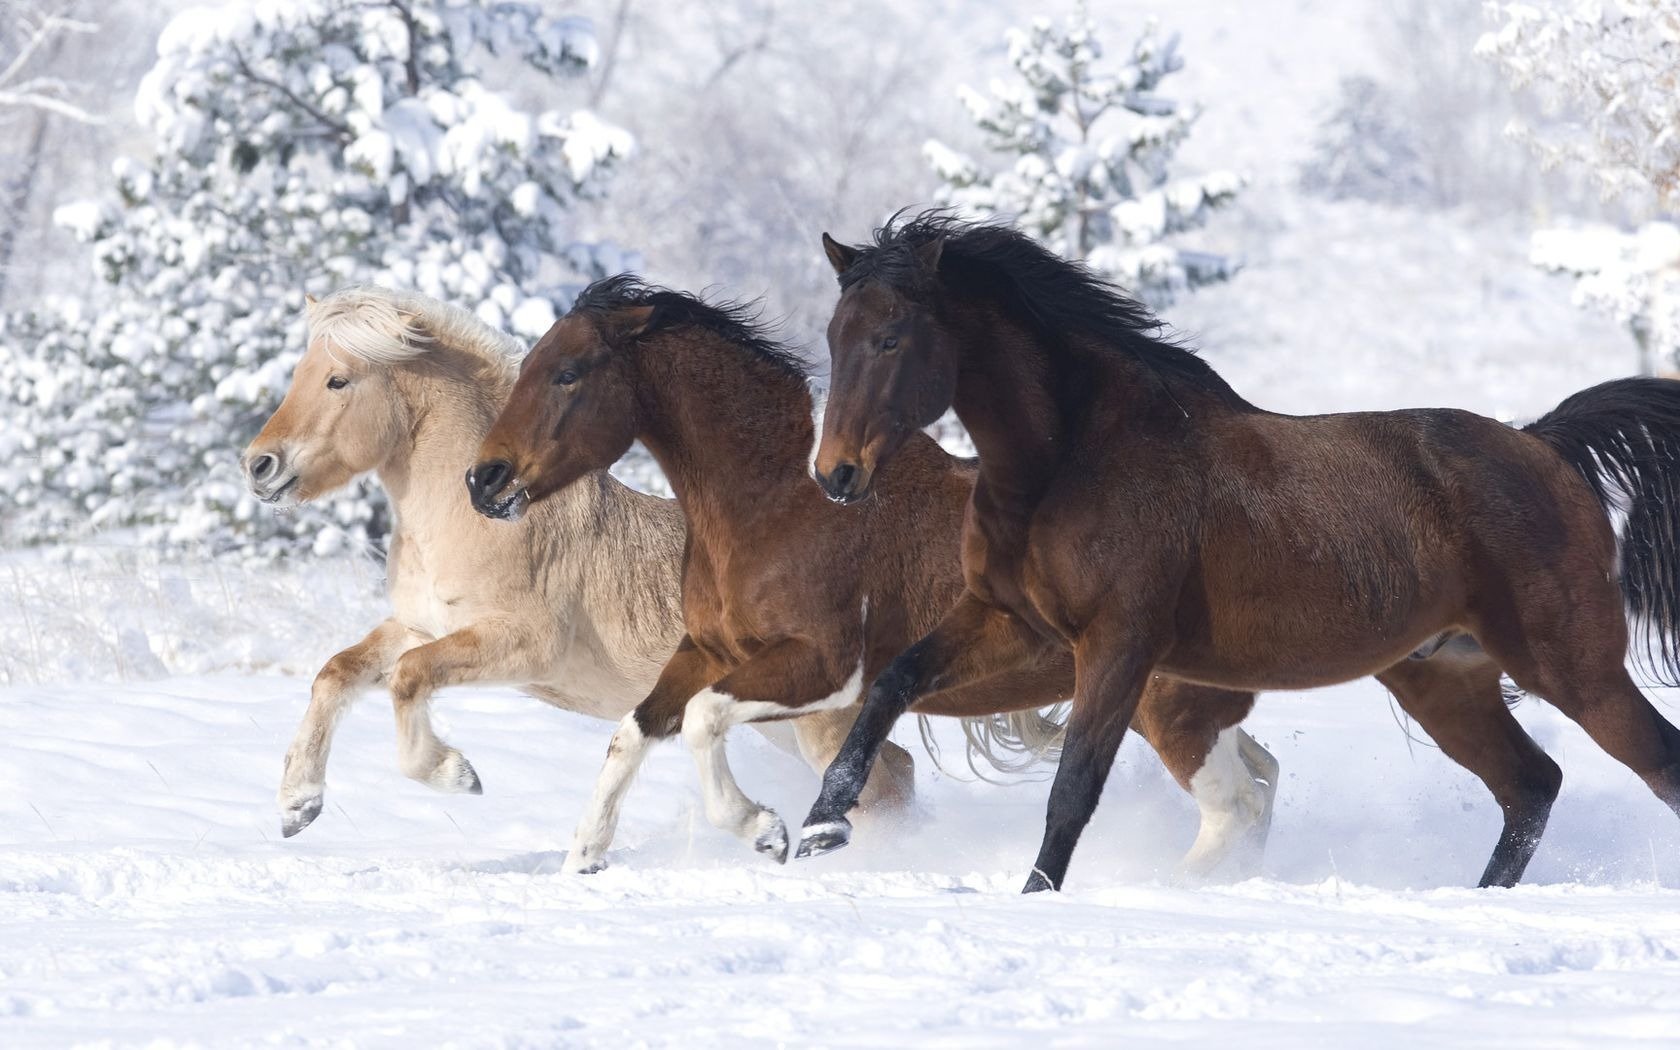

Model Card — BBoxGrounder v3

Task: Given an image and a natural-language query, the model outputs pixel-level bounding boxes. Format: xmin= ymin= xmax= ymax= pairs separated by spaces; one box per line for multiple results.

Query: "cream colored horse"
xmin=243 ymin=287 xmax=916 ymax=838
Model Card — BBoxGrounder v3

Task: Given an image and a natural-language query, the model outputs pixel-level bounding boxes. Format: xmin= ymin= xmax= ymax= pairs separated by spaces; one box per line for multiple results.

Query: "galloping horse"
xmin=242 ymin=286 xmax=916 ymax=836
xmin=801 ymin=213 xmax=1680 ymax=891
xmin=467 ymin=276 xmax=1280 ymax=876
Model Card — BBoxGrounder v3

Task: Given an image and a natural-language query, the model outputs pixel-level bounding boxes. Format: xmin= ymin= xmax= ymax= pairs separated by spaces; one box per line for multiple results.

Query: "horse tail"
xmin=919 ymin=705 xmax=1070 ymax=781
xmin=1524 ymin=376 xmax=1680 ymax=681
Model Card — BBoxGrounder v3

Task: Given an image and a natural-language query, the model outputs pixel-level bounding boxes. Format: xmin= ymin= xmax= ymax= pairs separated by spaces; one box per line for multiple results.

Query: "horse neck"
xmin=377 ymin=356 xmax=527 ymax=532
xmin=945 ymin=298 xmax=1080 ymax=503
xmin=630 ymin=332 xmax=814 ymax=525
xmin=945 ymin=293 xmax=1205 ymax=507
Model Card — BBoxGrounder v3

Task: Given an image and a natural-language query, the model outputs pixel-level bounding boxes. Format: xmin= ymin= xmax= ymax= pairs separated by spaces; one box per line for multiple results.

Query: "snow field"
xmin=3 ymin=616 xmax=1680 ymax=1046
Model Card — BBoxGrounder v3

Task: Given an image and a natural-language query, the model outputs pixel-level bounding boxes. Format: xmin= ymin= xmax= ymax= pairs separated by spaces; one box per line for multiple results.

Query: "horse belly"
xmin=1166 ymin=545 xmax=1459 ymax=691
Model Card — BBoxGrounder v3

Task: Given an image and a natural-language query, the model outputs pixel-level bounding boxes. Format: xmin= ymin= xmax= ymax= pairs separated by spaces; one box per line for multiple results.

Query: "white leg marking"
xmin=565 ymin=713 xmax=653 ymax=874
xmin=1178 ymin=727 xmax=1273 ymax=881
xmin=683 ymin=690 xmax=789 ymax=861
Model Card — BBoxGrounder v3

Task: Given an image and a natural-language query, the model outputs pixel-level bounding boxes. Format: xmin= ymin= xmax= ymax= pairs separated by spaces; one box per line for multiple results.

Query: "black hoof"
xmin=280 ymin=796 xmax=324 ymax=838
xmin=1021 ymin=869 xmax=1057 ymax=894
xmin=795 ymin=817 xmax=852 ymax=859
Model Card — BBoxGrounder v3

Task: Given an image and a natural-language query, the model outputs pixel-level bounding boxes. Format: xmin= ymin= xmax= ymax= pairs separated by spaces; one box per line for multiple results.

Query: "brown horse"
xmin=801 ymin=212 xmax=1680 ymax=892
xmin=467 ymin=275 xmax=1279 ymax=876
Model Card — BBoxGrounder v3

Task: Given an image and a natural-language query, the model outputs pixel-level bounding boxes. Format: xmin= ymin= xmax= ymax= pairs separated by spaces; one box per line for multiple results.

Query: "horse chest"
xmin=388 ymin=537 xmax=477 ymax=639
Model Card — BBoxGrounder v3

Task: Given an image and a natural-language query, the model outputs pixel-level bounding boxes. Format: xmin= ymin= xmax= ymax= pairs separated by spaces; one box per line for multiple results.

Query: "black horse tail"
xmin=1524 ymin=376 xmax=1680 ymax=682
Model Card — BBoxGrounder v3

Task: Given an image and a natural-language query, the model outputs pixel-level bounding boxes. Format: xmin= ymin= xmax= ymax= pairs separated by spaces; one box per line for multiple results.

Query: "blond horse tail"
xmin=918 ymin=705 xmax=1070 ymax=782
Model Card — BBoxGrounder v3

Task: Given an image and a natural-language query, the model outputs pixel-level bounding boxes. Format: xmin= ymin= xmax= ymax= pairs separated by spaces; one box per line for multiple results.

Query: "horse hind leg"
xmin=1377 ymin=652 xmax=1562 ymax=888
xmin=1133 ymin=678 xmax=1276 ymax=883
xmin=1475 ymin=578 xmax=1680 ymax=829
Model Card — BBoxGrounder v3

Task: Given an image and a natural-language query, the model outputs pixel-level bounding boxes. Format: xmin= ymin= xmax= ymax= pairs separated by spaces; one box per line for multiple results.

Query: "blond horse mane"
xmin=306 ymin=286 xmax=522 ymax=383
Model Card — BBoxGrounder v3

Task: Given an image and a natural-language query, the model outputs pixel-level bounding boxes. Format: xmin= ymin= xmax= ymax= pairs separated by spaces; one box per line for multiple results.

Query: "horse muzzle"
xmin=814 ymin=461 xmax=874 ymax=506
xmin=244 ymin=449 xmax=301 ymax=505
xmin=465 ymin=459 xmax=530 ymax=521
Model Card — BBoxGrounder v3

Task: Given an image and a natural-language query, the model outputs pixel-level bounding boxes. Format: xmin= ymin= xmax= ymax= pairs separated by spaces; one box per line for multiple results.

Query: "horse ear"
xmin=822 ymin=232 xmax=859 ymax=276
xmin=913 ymin=236 xmax=944 ymax=274
xmin=609 ymin=305 xmax=659 ymax=342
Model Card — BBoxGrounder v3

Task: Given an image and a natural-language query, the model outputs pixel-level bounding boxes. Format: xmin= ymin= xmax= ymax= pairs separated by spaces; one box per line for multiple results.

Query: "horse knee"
xmin=389 ymin=652 xmax=433 ymax=708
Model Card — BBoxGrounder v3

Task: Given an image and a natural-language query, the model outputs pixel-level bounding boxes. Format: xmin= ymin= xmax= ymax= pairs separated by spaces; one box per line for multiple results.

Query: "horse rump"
xmin=1525 ymin=376 xmax=1680 ymax=681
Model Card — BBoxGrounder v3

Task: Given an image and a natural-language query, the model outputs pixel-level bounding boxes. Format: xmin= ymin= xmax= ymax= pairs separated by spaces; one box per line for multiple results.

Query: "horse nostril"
xmin=248 ymin=453 xmax=279 ymax=483
xmin=467 ymin=460 xmax=512 ymax=502
xmin=829 ymin=463 xmax=857 ymax=495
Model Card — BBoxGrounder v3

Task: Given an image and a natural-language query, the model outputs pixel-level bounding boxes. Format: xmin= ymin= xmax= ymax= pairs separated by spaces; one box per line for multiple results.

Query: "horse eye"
xmin=327 ymin=375 xmax=349 ymax=390
xmin=881 ymin=336 xmax=899 ymax=351
xmin=554 ymin=369 xmax=580 ymax=387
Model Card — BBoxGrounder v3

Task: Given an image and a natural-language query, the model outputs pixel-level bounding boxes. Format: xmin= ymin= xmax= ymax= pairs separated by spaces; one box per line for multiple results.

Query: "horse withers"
xmin=801 ymin=213 xmax=1680 ymax=891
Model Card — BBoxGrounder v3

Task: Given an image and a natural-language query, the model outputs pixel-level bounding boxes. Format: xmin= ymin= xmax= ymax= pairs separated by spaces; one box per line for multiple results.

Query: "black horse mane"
xmin=571 ymin=273 xmax=810 ymax=381
xmin=840 ymin=211 xmax=1245 ymax=404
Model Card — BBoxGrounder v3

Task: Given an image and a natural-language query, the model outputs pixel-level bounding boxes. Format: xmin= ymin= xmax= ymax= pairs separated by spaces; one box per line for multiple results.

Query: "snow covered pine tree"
xmin=0 ymin=0 xmax=633 ymax=554
xmin=1479 ymin=0 xmax=1680 ymax=373
xmin=924 ymin=5 xmax=1243 ymax=307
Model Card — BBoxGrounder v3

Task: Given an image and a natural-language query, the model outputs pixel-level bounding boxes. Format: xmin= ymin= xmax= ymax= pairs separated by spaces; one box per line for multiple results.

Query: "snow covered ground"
xmin=3 ymin=554 xmax=1680 ymax=1047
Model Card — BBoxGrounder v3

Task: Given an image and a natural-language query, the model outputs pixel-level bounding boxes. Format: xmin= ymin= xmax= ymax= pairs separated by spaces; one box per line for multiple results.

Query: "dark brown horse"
xmin=800 ymin=212 xmax=1680 ymax=892
xmin=466 ymin=275 xmax=1278 ymax=875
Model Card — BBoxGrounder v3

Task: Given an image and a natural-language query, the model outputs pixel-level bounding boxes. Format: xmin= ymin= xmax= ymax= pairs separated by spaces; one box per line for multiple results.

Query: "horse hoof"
xmin=426 ymin=751 xmax=483 ymax=795
xmin=279 ymin=794 xmax=323 ymax=838
xmin=795 ymin=817 xmax=852 ymax=859
xmin=563 ymin=851 xmax=607 ymax=876
xmin=1021 ymin=869 xmax=1056 ymax=894
xmin=753 ymin=813 xmax=790 ymax=864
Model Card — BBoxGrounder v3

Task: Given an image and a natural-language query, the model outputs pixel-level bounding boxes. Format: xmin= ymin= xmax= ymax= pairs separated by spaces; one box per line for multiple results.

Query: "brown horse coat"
xmin=469 ymin=276 xmax=1274 ymax=874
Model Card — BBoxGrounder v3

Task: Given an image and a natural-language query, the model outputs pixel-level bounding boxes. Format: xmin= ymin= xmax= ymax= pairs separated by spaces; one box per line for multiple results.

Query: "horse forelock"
xmin=307 ymin=286 xmax=522 ymax=380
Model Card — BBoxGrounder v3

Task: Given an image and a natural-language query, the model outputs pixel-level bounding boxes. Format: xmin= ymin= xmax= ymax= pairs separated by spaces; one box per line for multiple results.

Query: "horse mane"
xmin=307 ymin=285 xmax=522 ymax=382
xmin=841 ymin=211 xmax=1247 ymax=406
xmin=571 ymin=273 xmax=811 ymax=382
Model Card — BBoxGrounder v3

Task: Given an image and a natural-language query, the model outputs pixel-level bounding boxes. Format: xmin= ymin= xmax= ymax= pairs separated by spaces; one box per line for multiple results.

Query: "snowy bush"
xmin=1531 ymin=223 xmax=1680 ymax=374
xmin=0 ymin=0 xmax=634 ymax=554
xmin=924 ymin=5 xmax=1243 ymax=306
xmin=1479 ymin=1 xmax=1680 ymax=371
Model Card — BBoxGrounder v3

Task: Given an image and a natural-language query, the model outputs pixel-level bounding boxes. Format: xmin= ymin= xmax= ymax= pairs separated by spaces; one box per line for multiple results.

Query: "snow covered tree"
xmin=924 ymin=6 xmax=1242 ymax=306
xmin=1479 ymin=1 xmax=1680 ymax=371
xmin=1531 ymin=222 xmax=1680 ymax=375
xmin=1299 ymin=76 xmax=1435 ymax=206
xmin=0 ymin=0 xmax=633 ymax=552
xmin=1478 ymin=0 xmax=1680 ymax=208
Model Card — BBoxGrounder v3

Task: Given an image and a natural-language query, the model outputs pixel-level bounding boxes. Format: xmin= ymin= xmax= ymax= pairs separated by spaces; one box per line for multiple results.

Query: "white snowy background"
xmin=3 ymin=1 xmax=1680 ymax=1047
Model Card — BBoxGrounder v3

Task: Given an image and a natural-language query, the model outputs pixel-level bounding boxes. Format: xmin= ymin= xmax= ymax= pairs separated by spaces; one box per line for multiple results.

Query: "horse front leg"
xmin=796 ymin=593 xmax=1046 ymax=858
xmin=678 ymin=637 xmax=862 ymax=864
xmin=388 ymin=621 xmax=542 ymax=795
xmin=279 ymin=618 xmax=414 ymax=837
xmin=1023 ymin=629 xmax=1157 ymax=893
xmin=565 ymin=641 xmax=719 ymax=874
xmin=789 ymin=706 xmax=917 ymax=813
